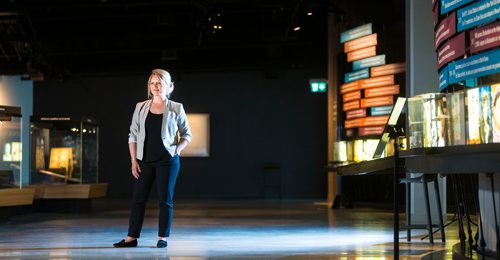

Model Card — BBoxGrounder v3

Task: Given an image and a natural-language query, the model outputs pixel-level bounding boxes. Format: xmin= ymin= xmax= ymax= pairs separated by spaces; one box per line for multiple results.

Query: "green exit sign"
xmin=309 ymin=79 xmax=327 ymax=93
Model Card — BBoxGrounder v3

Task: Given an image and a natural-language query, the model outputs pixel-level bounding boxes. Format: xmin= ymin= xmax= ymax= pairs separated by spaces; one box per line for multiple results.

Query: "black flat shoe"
xmin=113 ymin=239 xmax=137 ymax=248
xmin=156 ymin=240 xmax=167 ymax=248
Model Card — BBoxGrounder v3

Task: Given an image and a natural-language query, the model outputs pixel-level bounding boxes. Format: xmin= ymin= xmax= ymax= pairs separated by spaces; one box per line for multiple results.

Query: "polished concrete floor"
xmin=0 ymin=199 xmax=487 ymax=259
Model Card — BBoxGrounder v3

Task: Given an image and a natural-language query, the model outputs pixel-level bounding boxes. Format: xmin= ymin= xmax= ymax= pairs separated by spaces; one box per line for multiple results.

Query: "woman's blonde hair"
xmin=147 ymin=69 xmax=174 ymax=99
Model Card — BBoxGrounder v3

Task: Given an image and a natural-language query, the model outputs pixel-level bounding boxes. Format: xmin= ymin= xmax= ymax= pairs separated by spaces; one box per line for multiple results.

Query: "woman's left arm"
xmin=176 ymin=104 xmax=192 ymax=155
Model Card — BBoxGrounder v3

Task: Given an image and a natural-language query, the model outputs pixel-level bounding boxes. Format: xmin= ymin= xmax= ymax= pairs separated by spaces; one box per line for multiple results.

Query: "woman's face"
xmin=149 ymin=75 xmax=166 ymax=98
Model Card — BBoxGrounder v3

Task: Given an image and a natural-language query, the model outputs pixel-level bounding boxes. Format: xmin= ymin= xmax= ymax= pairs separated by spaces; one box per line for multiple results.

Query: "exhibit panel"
xmin=337 ymin=23 xmax=406 ymax=163
xmin=29 ymin=116 xmax=106 ymax=199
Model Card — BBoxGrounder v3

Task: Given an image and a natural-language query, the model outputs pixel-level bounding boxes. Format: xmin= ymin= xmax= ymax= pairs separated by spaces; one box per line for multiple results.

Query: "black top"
xmin=143 ymin=111 xmax=168 ymax=162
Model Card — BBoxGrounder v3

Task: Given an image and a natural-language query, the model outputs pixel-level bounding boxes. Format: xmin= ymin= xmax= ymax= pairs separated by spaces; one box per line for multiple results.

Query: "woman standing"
xmin=114 ymin=69 xmax=192 ymax=248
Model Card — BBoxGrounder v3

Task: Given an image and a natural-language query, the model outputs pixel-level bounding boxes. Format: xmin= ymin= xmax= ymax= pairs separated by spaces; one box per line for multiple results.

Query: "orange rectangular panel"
xmin=364 ymin=85 xmax=400 ymax=98
xmin=343 ymin=91 xmax=361 ymax=102
xmin=359 ymin=75 xmax=395 ymax=89
xmin=343 ymin=100 xmax=360 ymax=111
xmin=360 ymin=96 xmax=394 ymax=108
xmin=370 ymin=63 xmax=406 ymax=77
xmin=347 ymin=46 xmax=377 ymax=62
xmin=340 ymin=80 xmax=360 ymax=94
xmin=344 ymin=33 xmax=377 ymax=53
xmin=345 ymin=118 xmax=365 ymax=129
xmin=363 ymin=116 xmax=390 ymax=126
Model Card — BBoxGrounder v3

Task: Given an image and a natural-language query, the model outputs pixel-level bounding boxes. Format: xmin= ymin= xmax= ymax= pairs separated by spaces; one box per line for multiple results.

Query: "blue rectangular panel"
xmin=371 ymin=105 xmax=394 ymax=116
xmin=344 ymin=68 xmax=370 ymax=83
xmin=352 ymin=55 xmax=386 ymax=70
xmin=340 ymin=23 xmax=372 ymax=43
xmin=439 ymin=65 xmax=449 ymax=91
xmin=448 ymin=48 xmax=500 ymax=84
xmin=440 ymin=0 xmax=473 ymax=15
xmin=457 ymin=0 xmax=500 ymax=32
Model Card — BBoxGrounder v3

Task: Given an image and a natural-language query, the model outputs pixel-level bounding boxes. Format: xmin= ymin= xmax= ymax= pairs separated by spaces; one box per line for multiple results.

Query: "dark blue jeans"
xmin=128 ymin=153 xmax=180 ymax=238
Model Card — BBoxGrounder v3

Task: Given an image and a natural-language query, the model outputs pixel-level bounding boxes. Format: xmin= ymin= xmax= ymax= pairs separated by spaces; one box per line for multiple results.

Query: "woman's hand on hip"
xmin=131 ymin=159 xmax=141 ymax=179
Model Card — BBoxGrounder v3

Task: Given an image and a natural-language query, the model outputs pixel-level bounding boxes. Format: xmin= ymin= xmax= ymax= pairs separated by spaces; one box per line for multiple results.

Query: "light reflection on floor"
xmin=0 ymin=200 xmax=469 ymax=259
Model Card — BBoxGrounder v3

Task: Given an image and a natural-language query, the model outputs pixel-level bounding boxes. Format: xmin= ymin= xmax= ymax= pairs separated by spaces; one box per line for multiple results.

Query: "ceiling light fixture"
xmin=293 ymin=26 xmax=301 ymax=31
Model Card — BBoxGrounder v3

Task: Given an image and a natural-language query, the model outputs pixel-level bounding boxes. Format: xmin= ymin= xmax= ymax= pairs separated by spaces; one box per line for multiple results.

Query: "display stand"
xmin=29 ymin=116 xmax=107 ymax=201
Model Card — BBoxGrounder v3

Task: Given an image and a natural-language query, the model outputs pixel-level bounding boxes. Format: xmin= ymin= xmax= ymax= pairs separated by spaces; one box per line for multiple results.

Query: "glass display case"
xmin=0 ymin=106 xmax=22 ymax=188
xmin=30 ymin=116 xmax=99 ymax=185
xmin=408 ymin=93 xmax=449 ymax=148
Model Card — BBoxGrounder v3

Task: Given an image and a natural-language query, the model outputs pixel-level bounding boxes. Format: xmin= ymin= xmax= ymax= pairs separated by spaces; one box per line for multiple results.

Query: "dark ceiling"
xmin=0 ymin=0 xmax=404 ymax=81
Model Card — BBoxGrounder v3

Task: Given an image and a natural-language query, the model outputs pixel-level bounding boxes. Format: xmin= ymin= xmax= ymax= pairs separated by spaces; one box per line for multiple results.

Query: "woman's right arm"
xmin=129 ymin=142 xmax=140 ymax=179
xmin=128 ymin=103 xmax=141 ymax=179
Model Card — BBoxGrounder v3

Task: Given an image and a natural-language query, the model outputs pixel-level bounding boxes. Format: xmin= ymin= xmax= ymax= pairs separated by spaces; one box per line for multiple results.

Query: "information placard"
xmin=364 ymin=85 xmax=400 ymax=98
xmin=352 ymin=55 xmax=386 ymax=70
xmin=439 ymin=65 xmax=449 ymax=91
xmin=347 ymin=46 xmax=377 ymax=62
xmin=359 ymin=75 xmax=395 ymax=89
xmin=437 ymin=32 xmax=466 ymax=69
xmin=440 ymin=0 xmax=473 ymax=14
xmin=346 ymin=108 xmax=367 ymax=119
xmin=340 ymin=23 xmax=372 ymax=43
xmin=345 ymin=68 xmax=370 ymax=83
xmin=370 ymin=63 xmax=406 ymax=77
xmin=371 ymin=105 xmax=394 ymax=116
xmin=457 ymin=0 xmax=500 ymax=32
xmin=470 ymin=21 xmax=500 ymax=53
xmin=448 ymin=48 xmax=500 ymax=84
xmin=340 ymin=81 xmax=361 ymax=94
xmin=344 ymin=34 xmax=377 ymax=53
xmin=435 ymin=13 xmax=456 ymax=49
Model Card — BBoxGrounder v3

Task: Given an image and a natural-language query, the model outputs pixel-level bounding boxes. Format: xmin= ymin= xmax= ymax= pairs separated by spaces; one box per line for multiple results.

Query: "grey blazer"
xmin=128 ymin=99 xmax=192 ymax=159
